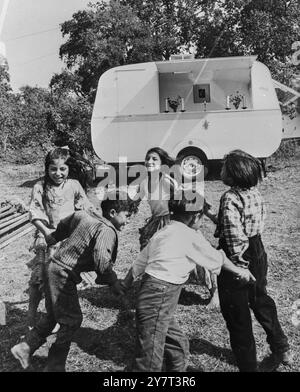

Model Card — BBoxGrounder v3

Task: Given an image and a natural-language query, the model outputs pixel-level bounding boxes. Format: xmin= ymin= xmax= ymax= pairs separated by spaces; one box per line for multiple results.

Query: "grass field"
xmin=0 ymin=144 xmax=299 ymax=372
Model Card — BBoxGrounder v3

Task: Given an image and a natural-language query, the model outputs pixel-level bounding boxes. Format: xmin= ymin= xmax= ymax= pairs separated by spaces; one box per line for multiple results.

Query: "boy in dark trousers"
xmin=11 ymin=190 xmax=138 ymax=372
xmin=122 ymin=190 xmax=255 ymax=372
xmin=208 ymin=150 xmax=291 ymax=372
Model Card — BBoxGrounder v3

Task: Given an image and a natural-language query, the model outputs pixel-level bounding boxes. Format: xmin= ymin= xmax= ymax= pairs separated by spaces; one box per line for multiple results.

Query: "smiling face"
xmin=48 ymin=158 xmax=69 ymax=185
xmin=145 ymin=152 xmax=162 ymax=172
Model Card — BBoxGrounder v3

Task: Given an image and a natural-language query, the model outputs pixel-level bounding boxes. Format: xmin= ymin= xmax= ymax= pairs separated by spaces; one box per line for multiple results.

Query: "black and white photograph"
xmin=0 ymin=0 xmax=299 ymax=377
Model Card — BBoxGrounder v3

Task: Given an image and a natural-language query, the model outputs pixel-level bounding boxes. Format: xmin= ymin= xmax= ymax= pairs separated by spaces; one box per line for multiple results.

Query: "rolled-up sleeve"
xmin=187 ymin=231 xmax=225 ymax=275
xmin=93 ymin=228 xmax=118 ymax=285
xmin=29 ymin=183 xmax=49 ymax=225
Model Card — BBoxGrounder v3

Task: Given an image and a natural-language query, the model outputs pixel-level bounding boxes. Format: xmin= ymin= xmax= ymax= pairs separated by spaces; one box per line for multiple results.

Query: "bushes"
xmin=267 ymin=138 xmax=300 ymax=169
xmin=0 ymin=145 xmax=45 ymax=165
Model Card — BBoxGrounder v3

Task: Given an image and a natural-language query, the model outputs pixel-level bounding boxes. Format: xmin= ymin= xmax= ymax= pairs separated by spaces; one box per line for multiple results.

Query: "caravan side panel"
xmin=91 ymin=62 xmax=159 ymax=161
xmin=93 ymin=110 xmax=282 ymax=163
xmin=251 ymin=62 xmax=280 ymax=110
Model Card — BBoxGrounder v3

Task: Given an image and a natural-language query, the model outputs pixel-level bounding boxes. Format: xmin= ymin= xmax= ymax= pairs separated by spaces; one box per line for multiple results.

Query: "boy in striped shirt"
xmin=11 ymin=190 xmax=138 ymax=372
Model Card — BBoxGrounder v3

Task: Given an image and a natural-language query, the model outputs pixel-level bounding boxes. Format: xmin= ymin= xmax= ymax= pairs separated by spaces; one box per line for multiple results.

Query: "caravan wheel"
xmin=177 ymin=149 xmax=208 ymax=180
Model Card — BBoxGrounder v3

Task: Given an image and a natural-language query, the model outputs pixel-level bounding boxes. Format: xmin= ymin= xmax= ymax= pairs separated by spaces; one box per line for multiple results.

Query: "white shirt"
xmin=132 ymin=220 xmax=226 ymax=284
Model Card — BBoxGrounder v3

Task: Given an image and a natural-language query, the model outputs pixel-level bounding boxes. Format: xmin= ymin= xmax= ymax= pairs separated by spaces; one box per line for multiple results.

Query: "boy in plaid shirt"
xmin=11 ymin=190 xmax=138 ymax=372
xmin=122 ymin=189 xmax=255 ymax=372
xmin=207 ymin=150 xmax=291 ymax=372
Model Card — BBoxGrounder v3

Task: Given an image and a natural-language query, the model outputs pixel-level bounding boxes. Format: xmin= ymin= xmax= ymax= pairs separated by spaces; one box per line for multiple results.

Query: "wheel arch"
xmin=176 ymin=147 xmax=208 ymax=164
xmin=171 ymin=140 xmax=212 ymax=161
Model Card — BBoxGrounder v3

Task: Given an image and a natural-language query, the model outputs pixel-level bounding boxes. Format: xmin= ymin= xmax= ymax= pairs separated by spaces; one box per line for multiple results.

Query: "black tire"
xmin=177 ymin=149 xmax=208 ymax=181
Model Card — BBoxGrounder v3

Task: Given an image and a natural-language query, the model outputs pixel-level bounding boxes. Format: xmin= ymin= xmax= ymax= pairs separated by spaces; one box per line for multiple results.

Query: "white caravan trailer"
xmin=91 ymin=55 xmax=283 ymax=177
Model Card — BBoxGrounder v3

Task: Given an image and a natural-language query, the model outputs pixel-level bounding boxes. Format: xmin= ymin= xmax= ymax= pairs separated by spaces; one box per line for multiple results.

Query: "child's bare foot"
xmin=11 ymin=342 xmax=30 ymax=369
xmin=207 ymin=292 xmax=220 ymax=310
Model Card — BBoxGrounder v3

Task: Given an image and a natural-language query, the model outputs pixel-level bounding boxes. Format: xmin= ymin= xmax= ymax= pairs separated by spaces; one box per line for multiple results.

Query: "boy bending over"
xmin=11 ymin=191 xmax=137 ymax=372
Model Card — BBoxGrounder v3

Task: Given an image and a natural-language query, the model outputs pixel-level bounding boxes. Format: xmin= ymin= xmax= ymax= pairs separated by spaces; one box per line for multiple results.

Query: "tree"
xmin=46 ymin=94 xmax=93 ymax=155
xmin=192 ymin=0 xmax=300 ymax=83
xmin=0 ymin=66 xmax=21 ymax=155
xmin=49 ymin=70 xmax=84 ymax=99
xmin=58 ymin=0 xmax=152 ymax=101
xmin=17 ymin=86 xmax=53 ymax=154
xmin=121 ymin=0 xmax=204 ymax=59
xmin=56 ymin=0 xmax=208 ymax=101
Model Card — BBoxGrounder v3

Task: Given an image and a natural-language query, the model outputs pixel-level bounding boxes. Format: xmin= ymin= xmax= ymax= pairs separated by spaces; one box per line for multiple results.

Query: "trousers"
xmin=25 ymin=261 xmax=83 ymax=371
xmin=217 ymin=235 xmax=289 ymax=372
xmin=134 ymin=274 xmax=189 ymax=372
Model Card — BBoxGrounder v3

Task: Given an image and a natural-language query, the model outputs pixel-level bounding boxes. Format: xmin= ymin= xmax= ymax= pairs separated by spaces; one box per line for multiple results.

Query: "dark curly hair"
xmin=222 ymin=149 xmax=263 ymax=189
xmin=101 ymin=190 xmax=140 ymax=219
xmin=145 ymin=147 xmax=175 ymax=168
xmin=169 ymin=188 xmax=204 ymax=215
xmin=44 ymin=147 xmax=93 ymax=191
xmin=43 ymin=147 xmax=70 ymax=189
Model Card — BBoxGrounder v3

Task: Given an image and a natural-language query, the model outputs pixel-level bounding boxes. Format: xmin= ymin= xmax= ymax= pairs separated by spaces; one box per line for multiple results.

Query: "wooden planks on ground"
xmin=0 ymin=202 xmax=34 ymax=250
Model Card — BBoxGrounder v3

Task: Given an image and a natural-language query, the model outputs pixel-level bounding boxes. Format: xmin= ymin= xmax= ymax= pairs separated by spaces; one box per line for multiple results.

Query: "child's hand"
xmin=121 ymin=267 xmax=133 ymax=292
xmin=203 ymin=200 xmax=218 ymax=224
xmin=111 ymin=280 xmax=126 ymax=297
xmin=235 ymin=267 xmax=256 ymax=283
xmin=44 ymin=233 xmax=56 ymax=246
xmin=204 ymin=210 xmax=218 ymax=224
xmin=120 ymin=280 xmax=130 ymax=293
xmin=203 ymin=199 xmax=212 ymax=212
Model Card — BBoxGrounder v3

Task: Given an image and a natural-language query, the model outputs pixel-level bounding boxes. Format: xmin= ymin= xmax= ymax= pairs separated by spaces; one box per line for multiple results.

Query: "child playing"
xmin=212 ymin=149 xmax=291 ymax=372
xmin=137 ymin=147 xmax=219 ymax=307
xmin=137 ymin=146 xmax=177 ymax=250
xmin=122 ymin=189 xmax=255 ymax=372
xmin=11 ymin=190 xmax=137 ymax=372
xmin=27 ymin=147 xmax=94 ymax=329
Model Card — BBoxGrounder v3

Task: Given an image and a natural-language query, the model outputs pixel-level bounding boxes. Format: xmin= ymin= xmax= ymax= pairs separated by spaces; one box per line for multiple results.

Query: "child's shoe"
xmin=259 ymin=350 xmax=293 ymax=372
xmin=275 ymin=350 xmax=293 ymax=366
xmin=43 ymin=343 xmax=70 ymax=372
xmin=11 ymin=342 xmax=30 ymax=369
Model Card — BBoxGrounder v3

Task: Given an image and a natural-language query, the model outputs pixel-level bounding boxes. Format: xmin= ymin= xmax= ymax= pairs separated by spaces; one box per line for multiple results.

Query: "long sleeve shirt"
xmin=215 ymin=186 xmax=266 ymax=259
xmin=50 ymin=211 xmax=118 ymax=285
xmin=132 ymin=220 xmax=225 ymax=284
xmin=29 ymin=179 xmax=94 ymax=228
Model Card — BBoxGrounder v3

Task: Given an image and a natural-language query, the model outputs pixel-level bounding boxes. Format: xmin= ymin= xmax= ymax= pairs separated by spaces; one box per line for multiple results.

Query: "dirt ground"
xmin=0 ymin=152 xmax=299 ymax=373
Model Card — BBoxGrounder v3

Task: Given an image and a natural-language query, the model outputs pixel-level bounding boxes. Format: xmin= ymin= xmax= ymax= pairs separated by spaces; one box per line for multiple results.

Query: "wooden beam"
xmin=0 ymin=214 xmax=30 ymax=236
xmin=0 ymin=224 xmax=35 ymax=249
xmin=0 ymin=212 xmax=22 ymax=224
xmin=0 ymin=208 xmax=16 ymax=220
xmin=0 ymin=222 xmax=34 ymax=245
xmin=0 ymin=205 xmax=11 ymax=214
xmin=0 ymin=213 xmax=29 ymax=230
